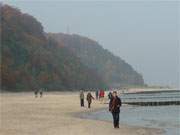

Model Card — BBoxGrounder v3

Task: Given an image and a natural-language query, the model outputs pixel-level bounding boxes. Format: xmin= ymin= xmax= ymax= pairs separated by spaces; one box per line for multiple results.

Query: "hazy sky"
xmin=3 ymin=0 xmax=180 ymax=88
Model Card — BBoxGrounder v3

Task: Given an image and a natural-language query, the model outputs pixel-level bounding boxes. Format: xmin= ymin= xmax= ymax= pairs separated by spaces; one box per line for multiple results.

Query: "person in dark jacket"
xmin=108 ymin=91 xmax=113 ymax=100
xmin=39 ymin=88 xmax=43 ymax=98
xmin=34 ymin=89 xmax=38 ymax=98
xmin=86 ymin=92 xmax=94 ymax=108
xmin=109 ymin=91 xmax=122 ymax=128
xmin=80 ymin=90 xmax=85 ymax=107
xmin=95 ymin=90 xmax=99 ymax=100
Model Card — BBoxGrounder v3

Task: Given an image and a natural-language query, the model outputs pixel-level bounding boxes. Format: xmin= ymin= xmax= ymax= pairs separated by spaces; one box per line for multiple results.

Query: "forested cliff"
xmin=48 ymin=33 xmax=144 ymax=88
xmin=0 ymin=4 xmax=144 ymax=91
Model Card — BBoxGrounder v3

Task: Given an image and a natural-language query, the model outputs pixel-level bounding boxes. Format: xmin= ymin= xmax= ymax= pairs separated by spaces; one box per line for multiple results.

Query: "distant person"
xmin=39 ymin=88 xmax=43 ymax=98
xmin=108 ymin=91 xmax=113 ymax=100
xmin=102 ymin=90 xmax=105 ymax=98
xmin=86 ymin=92 xmax=94 ymax=108
xmin=95 ymin=90 xmax=99 ymax=100
xmin=99 ymin=90 xmax=105 ymax=103
xmin=34 ymin=89 xmax=38 ymax=98
xmin=80 ymin=90 xmax=85 ymax=107
xmin=99 ymin=90 xmax=102 ymax=101
xmin=109 ymin=91 xmax=122 ymax=128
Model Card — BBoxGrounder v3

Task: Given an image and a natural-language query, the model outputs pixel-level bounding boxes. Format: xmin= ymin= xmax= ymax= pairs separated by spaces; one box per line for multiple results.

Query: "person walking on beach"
xmin=86 ymin=92 xmax=94 ymax=108
xmin=80 ymin=90 xmax=85 ymax=107
xmin=99 ymin=90 xmax=105 ymax=103
xmin=109 ymin=91 xmax=122 ymax=128
xmin=108 ymin=91 xmax=113 ymax=100
xmin=39 ymin=88 xmax=43 ymax=98
xmin=95 ymin=89 xmax=99 ymax=100
xmin=34 ymin=89 xmax=39 ymax=98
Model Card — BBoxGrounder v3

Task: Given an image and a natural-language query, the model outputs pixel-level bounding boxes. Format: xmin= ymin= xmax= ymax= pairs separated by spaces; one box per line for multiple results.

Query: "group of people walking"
xmin=34 ymin=88 xmax=121 ymax=129
xmin=34 ymin=88 xmax=43 ymax=98
xmin=80 ymin=90 xmax=94 ymax=108
xmin=80 ymin=89 xmax=106 ymax=108
xmin=95 ymin=89 xmax=105 ymax=100
xmin=80 ymin=90 xmax=122 ymax=129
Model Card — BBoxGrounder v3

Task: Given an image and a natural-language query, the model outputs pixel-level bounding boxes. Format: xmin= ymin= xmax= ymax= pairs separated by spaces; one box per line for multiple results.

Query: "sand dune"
xmin=0 ymin=92 xmax=163 ymax=135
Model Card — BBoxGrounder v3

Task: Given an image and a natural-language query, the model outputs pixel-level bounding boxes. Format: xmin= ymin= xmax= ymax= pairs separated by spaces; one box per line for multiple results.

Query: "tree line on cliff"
xmin=0 ymin=4 xmax=144 ymax=91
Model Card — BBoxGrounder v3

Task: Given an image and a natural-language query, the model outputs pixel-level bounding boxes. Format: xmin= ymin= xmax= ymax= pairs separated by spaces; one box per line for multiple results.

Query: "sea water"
xmin=83 ymin=91 xmax=180 ymax=135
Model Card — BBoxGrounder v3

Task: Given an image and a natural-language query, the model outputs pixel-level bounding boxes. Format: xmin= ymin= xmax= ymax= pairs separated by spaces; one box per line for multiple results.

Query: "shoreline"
xmin=72 ymin=105 xmax=166 ymax=134
xmin=0 ymin=92 xmax=164 ymax=135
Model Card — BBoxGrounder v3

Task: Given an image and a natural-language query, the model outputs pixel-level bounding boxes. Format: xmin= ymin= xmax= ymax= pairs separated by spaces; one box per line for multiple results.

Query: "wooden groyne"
xmin=123 ymin=101 xmax=180 ymax=106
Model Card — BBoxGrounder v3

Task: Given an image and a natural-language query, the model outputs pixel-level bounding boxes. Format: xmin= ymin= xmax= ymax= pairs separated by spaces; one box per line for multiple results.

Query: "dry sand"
xmin=0 ymin=92 xmax=164 ymax=135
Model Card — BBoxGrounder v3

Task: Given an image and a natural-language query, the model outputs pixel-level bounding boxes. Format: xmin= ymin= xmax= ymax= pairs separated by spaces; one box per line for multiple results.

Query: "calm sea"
xmin=83 ymin=90 xmax=180 ymax=135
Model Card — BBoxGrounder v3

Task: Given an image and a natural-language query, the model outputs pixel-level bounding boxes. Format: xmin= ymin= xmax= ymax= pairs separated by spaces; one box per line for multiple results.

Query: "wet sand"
xmin=0 ymin=92 xmax=164 ymax=135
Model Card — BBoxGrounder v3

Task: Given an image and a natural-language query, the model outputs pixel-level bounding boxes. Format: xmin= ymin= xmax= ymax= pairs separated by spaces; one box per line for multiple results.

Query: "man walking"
xmin=80 ymin=90 xmax=84 ymax=107
xmin=86 ymin=92 xmax=94 ymax=108
xmin=109 ymin=91 xmax=122 ymax=128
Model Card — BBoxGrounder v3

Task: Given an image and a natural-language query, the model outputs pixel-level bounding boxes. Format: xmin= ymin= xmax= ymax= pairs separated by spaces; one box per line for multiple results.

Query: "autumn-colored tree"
xmin=1 ymin=4 xmax=107 ymax=91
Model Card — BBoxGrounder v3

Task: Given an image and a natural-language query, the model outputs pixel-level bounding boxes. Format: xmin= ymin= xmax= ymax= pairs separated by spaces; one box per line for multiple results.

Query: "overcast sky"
xmin=3 ymin=0 xmax=180 ymax=88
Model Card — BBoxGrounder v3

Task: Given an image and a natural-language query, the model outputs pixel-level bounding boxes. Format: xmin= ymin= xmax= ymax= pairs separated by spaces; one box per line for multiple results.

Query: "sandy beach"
xmin=0 ymin=92 xmax=164 ymax=135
